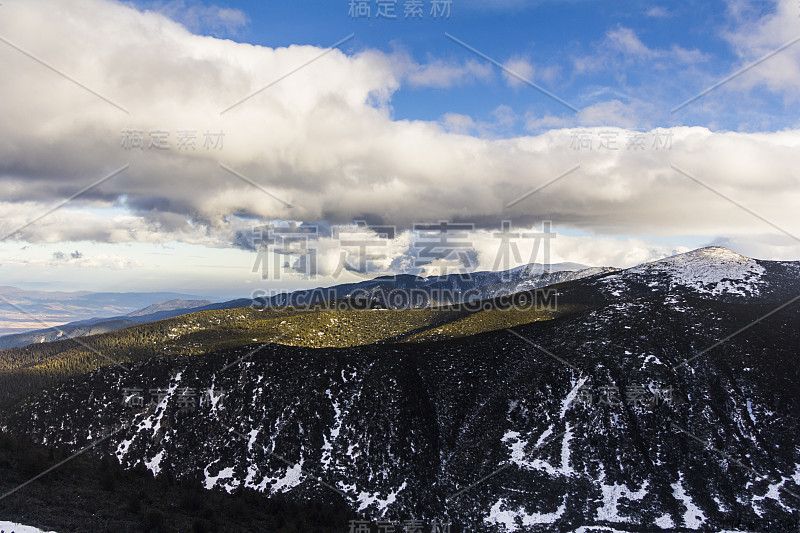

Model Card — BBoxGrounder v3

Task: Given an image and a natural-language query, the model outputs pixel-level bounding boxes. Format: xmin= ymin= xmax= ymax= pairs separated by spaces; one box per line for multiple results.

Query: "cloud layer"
xmin=0 ymin=0 xmax=798 ymax=260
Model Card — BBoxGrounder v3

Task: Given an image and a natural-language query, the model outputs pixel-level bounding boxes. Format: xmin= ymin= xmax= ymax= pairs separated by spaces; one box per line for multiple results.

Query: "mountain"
xmin=0 ymin=318 xmax=140 ymax=351
xmin=0 ymin=287 xmax=207 ymax=337
xmin=0 ymin=299 xmax=212 ymax=351
xmin=271 ymin=264 xmax=614 ymax=309
xmin=0 ymin=264 xmax=610 ymax=351
xmin=126 ymin=299 xmax=213 ymax=317
xmin=0 ymin=290 xmax=570 ymax=405
xmin=599 ymin=246 xmax=800 ymax=302
xmin=1 ymin=247 xmax=798 ymax=531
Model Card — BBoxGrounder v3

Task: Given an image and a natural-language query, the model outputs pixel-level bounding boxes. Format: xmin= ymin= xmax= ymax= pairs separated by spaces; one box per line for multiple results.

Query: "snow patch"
xmin=144 ymin=449 xmax=165 ymax=476
xmin=654 ymin=513 xmax=674 ymax=529
xmin=0 ymin=522 xmax=57 ymax=533
xmin=561 ymin=376 xmax=589 ymax=419
xmin=356 ymin=482 xmax=407 ymax=515
xmin=627 ymin=247 xmax=765 ymax=297
xmin=486 ymin=497 xmax=566 ymax=528
xmin=595 ymin=479 xmax=648 ymax=523
xmin=672 ymin=473 xmax=706 ymax=529
xmin=752 ymin=477 xmax=793 ymax=514
xmin=203 ymin=462 xmax=235 ymax=491
xmin=268 ymin=457 xmax=305 ymax=493
xmin=322 ymin=389 xmax=343 ymax=469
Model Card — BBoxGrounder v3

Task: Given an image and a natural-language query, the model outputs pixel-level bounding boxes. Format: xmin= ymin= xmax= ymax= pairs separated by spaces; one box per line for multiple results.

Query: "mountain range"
xmin=0 ymin=247 xmax=798 ymax=532
xmin=0 ymin=299 xmax=213 ymax=351
xmin=0 ymin=263 xmax=610 ymax=351
xmin=0 ymin=287 xmax=208 ymax=337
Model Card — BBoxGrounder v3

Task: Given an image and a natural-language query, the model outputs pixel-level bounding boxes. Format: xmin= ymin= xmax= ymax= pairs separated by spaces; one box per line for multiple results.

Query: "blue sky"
xmin=0 ymin=0 xmax=798 ymax=301
xmin=151 ymin=0 xmax=793 ymax=132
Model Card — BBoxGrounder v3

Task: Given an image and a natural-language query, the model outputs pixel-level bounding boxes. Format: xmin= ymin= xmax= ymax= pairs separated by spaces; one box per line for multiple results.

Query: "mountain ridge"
xmin=1 ymin=246 xmax=798 ymax=531
xmin=0 ymin=263 xmax=612 ymax=350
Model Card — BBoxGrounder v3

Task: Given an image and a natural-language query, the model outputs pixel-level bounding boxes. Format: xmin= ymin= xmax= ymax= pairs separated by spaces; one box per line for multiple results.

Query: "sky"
xmin=0 ymin=0 xmax=798 ymax=299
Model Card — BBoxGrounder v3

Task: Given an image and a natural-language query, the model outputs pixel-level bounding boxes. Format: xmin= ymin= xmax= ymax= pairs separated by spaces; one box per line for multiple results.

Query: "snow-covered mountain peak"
xmin=635 ymin=246 xmax=760 ymax=274
xmin=605 ymin=246 xmax=767 ymax=298
xmin=661 ymin=246 xmax=747 ymax=262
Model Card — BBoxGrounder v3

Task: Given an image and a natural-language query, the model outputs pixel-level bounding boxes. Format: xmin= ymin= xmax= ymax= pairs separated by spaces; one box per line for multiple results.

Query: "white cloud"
xmin=138 ymin=0 xmax=249 ymax=37
xmin=440 ymin=113 xmax=476 ymax=134
xmin=645 ymin=6 xmax=672 ymax=18
xmin=0 ymin=0 xmax=797 ymax=258
xmin=502 ymin=57 xmax=535 ymax=88
xmin=607 ymin=27 xmax=654 ymax=60
xmin=501 ymin=57 xmax=559 ymax=90
xmin=574 ymin=26 xmax=709 ymax=74
xmin=3 ymin=250 xmax=143 ymax=270
xmin=51 ymin=252 xmax=144 ymax=269
xmin=721 ymin=0 xmax=800 ymax=96
xmin=401 ymin=56 xmax=493 ymax=88
xmin=576 ymin=100 xmax=646 ymax=128
xmin=524 ymin=112 xmax=569 ymax=132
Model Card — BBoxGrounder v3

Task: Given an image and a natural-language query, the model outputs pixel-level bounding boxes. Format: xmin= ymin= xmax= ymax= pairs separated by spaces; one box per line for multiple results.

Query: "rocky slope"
xmin=1 ymin=247 xmax=799 ymax=532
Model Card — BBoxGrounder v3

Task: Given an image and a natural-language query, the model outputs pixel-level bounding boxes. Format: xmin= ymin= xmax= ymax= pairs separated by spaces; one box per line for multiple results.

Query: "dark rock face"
xmin=2 ymin=248 xmax=799 ymax=531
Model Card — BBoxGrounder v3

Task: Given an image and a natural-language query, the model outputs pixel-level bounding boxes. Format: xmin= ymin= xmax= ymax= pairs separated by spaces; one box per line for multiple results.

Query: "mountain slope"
xmin=4 ymin=294 xmax=798 ymax=531
xmin=0 ymin=430 xmax=354 ymax=532
xmin=596 ymin=246 xmax=800 ymax=303
xmin=0 ymin=264 xmax=611 ymax=352
xmin=0 ymin=293 xmax=568 ymax=406
xmin=126 ymin=299 xmax=213 ymax=317
xmin=2 ymin=247 xmax=799 ymax=531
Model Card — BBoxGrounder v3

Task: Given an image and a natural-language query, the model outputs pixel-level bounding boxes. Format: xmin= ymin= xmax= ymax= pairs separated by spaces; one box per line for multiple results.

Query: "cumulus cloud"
xmin=0 ymin=0 xmax=798 ymax=258
xmin=721 ymin=0 xmax=800 ymax=97
xmin=440 ymin=113 xmax=476 ymax=134
xmin=500 ymin=56 xmax=560 ymax=92
xmin=138 ymin=0 xmax=249 ymax=37
xmin=502 ymin=57 xmax=535 ymax=88
xmin=575 ymin=100 xmax=647 ymax=128
xmin=574 ymin=26 xmax=710 ymax=74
